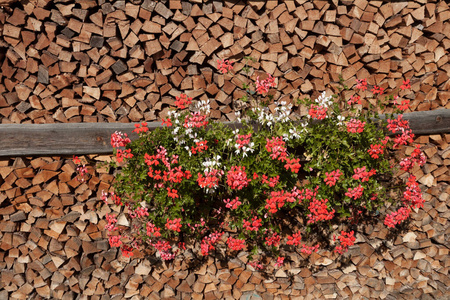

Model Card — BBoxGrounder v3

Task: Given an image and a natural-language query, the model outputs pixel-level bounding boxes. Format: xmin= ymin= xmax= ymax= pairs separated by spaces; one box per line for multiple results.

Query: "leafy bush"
xmin=84 ymin=62 xmax=425 ymax=268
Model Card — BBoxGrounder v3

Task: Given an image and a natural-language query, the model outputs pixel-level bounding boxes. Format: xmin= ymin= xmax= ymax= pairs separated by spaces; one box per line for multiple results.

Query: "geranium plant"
xmin=85 ymin=61 xmax=425 ymax=268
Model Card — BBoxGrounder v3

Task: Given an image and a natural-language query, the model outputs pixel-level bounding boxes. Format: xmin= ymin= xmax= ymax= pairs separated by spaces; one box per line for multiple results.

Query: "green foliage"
xmin=103 ymin=71 xmax=419 ymax=264
xmin=110 ymin=90 xmax=396 ymax=258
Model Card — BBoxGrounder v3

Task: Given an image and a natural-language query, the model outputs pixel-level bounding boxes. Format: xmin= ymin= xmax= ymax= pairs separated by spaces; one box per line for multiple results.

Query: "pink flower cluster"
xmin=308 ymin=104 xmax=328 ymax=120
xmin=146 ymin=222 xmax=162 ymax=237
xmin=160 ymin=250 xmax=177 ymax=261
xmin=346 ymin=119 xmax=366 ymax=133
xmin=121 ymin=245 xmax=134 ymax=258
xmin=186 ymin=218 xmax=207 ymax=236
xmin=400 ymin=79 xmax=411 ymax=90
xmin=109 ymin=235 xmax=122 ymax=247
xmin=265 ymin=137 xmax=288 ymax=161
xmin=355 ymin=78 xmax=367 ymax=91
xmin=73 ymin=156 xmax=81 ymax=165
xmin=265 ymin=231 xmax=281 ymax=247
xmin=371 ymin=85 xmax=384 ymax=95
xmin=352 ymin=167 xmax=376 ymax=182
xmin=167 ymin=188 xmax=179 ymax=199
xmin=129 ymin=207 xmax=149 ymax=219
xmin=184 ymin=112 xmax=208 ymax=128
xmin=249 ymin=260 xmax=264 ymax=270
xmin=384 ymin=206 xmax=411 ymax=228
xmin=347 ymin=95 xmax=361 ymax=105
xmin=101 ymin=190 xmax=109 ymax=205
xmin=197 ymin=169 xmax=224 ymax=189
xmin=191 ymin=140 xmax=208 ymax=154
xmin=145 ymin=147 xmax=191 ymax=189
xmin=178 ymin=242 xmax=186 ymax=250
xmin=255 ymin=73 xmax=276 ymax=94
xmin=217 ymin=59 xmax=233 ymax=74
xmin=153 ymin=240 xmax=172 ymax=252
xmin=403 ymin=175 xmax=424 ymax=209
xmin=387 ymin=114 xmax=409 ymax=133
xmin=324 ymin=169 xmax=342 ymax=187
xmin=243 ymin=216 xmax=262 ymax=231
xmin=284 ymin=158 xmax=301 ymax=173
xmin=226 ymin=166 xmax=251 ymax=190
xmin=151 ymin=240 xmax=176 ymax=260
xmin=227 ymin=237 xmax=246 ymax=251
xmin=73 ymin=156 xmax=88 ymax=182
xmin=105 ymin=214 xmax=118 ymax=232
xmin=111 ymin=131 xmax=131 ymax=148
xmin=387 ymin=114 xmax=414 ymax=149
xmin=165 ymin=218 xmax=182 ymax=232
xmin=133 ymin=122 xmax=149 ymax=134
xmin=175 ymin=93 xmax=192 ymax=109
xmin=384 ymin=134 xmax=425 ymax=228
xmin=286 ymin=231 xmax=302 ymax=246
xmin=396 ymin=99 xmax=410 ymax=111
xmin=105 ymin=208 xmax=137 ymax=258
xmin=265 ymin=190 xmax=299 ymax=213
xmin=224 ymin=197 xmax=242 ymax=210
xmin=261 ymin=174 xmax=280 ymax=188
xmin=334 ymin=231 xmax=356 ymax=254
xmin=307 ymin=198 xmax=335 ymax=224
xmin=235 ymin=133 xmax=252 ymax=149
xmin=295 ymin=186 xmax=319 ymax=203
xmin=162 ymin=118 xmax=172 ymax=127
xmin=399 ymin=145 xmax=426 ymax=172
xmin=368 ymin=143 xmax=385 ymax=159
xmin=201 ymin=231 xmax=224 ymax=256
xmin=299 ymin=244 xmax=320 ymax=255
xmin=116 ymin=149 xmax=133 ymax=163
xmin=345 ymin=185 xmax=364 ymax=200
xmin=274 ymin=256 xmax=285 ymax=268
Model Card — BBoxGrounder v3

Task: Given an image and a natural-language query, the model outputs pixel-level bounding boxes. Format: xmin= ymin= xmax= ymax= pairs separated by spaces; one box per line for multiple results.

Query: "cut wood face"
xmin=0 ymin=133 xmax=449 ymax=298
xmin=0 ymin=1 xmax=448 ymax=125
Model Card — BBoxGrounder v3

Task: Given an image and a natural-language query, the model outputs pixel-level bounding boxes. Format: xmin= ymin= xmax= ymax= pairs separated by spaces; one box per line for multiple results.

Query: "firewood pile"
xmin=0 ymin=0 xmax=449 ymax=299
xmin=0 ymin=0 xmax=450 ymax=124
xmin=0 ymin=134 xmax=449 ymax=299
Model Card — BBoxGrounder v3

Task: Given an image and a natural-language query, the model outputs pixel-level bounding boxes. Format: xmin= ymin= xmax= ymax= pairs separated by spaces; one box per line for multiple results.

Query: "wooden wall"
xmin=0 ymin=0 xmax=450 ymax=299
xmin=0 ymin=134 xmax=448 ymax=299
xmin=0 ymin=0 xmax=450 ymax=124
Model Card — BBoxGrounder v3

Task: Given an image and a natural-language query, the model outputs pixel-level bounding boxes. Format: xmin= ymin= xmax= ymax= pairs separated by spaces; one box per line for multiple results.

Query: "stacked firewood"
xmin=0 ymin=155 xmax=114 ymax=299
xmin=0 ymin=135 xmax=449 ymax=299
xmin=0 ymin=0 xmax=450 ymax=124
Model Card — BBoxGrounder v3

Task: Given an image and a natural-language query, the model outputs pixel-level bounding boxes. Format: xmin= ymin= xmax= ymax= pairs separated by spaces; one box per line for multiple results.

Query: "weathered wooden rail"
xmin=0 ymin=109 xmax=449 ymax=157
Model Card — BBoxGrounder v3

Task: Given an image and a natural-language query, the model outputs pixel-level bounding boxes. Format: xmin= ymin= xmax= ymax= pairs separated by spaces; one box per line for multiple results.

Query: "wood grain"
xmin=1 ymin=110 xmax=449 ymax=156
xmin=1 ymin=1 xmax=450 ymax=124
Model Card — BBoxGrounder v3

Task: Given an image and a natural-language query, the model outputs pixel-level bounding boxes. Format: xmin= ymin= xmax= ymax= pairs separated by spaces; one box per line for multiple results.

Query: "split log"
xmin=0 ymin=0 xmax=449 ymax=124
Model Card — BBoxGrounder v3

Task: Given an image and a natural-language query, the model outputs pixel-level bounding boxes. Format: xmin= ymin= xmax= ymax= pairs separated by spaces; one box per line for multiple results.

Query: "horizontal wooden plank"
xmin=0 ymin=121 xmax=247 ymax=157
xmin=0 ymin=123 xmax=139 ymax=156
xmin=0 ymin=109 xmax=449 ymax=157
xmin=391 ymin=109 xmax=450 ymax=135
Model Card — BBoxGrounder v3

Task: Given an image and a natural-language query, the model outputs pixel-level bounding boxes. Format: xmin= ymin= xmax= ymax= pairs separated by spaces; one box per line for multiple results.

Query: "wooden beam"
xmin=0 ymin=121 xmax=247 ymax=157
xmin=392 ymin=109 xmax=450 ymax=135
xmin=0 ymin=109 xmax=449 ymax=157
xmin=0 ymin=123 xmax=142 ymax=156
